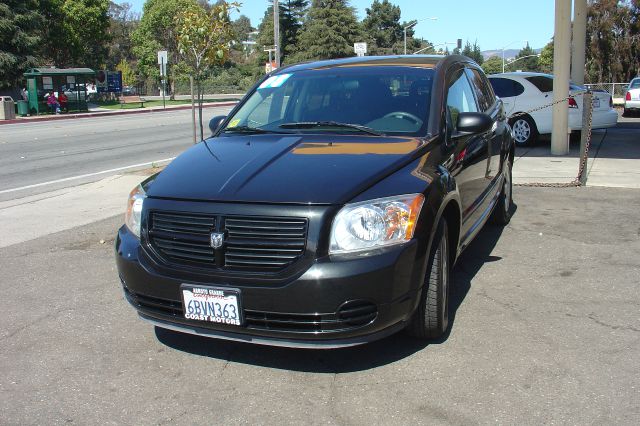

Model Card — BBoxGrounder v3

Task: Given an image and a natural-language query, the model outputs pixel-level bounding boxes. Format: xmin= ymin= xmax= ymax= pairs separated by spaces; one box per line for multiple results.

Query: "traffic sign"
xmin=354 ymin=43 xmax=367 ymax=57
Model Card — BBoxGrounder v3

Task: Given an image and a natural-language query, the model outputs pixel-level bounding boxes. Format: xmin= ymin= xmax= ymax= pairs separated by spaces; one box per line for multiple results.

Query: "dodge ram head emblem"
xmin=210 ymin=232 xmax=225 ymax=249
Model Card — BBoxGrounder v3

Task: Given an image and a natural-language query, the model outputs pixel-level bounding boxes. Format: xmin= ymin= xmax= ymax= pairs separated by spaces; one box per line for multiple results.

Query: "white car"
xmin=624 ymin=77 xmax=640 ymax=116
xmin=488 ymin=72 xmax=618 ymax=145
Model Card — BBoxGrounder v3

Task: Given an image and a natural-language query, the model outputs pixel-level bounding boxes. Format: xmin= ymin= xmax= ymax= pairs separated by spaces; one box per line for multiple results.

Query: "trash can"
xmin=0 ymin=96 xmax=16 ymax=120
xmin=16 ymin=100 xmax=28 ymax=117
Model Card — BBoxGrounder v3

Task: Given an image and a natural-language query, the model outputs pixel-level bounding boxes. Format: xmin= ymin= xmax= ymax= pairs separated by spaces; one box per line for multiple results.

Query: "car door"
xmin=445 ymin=68 xmax=490 ymax=239
xmin=466 ymin=68 xmax=503 ymax=184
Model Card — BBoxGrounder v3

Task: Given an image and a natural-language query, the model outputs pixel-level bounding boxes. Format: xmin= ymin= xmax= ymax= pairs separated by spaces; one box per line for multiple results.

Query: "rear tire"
xmin=406 ymin=220 xmax=450 ymax=340
xmin=509 ymin=115 xmax=538 ymax=146
xmin=492 ymin=156 xmax=513 ymax=226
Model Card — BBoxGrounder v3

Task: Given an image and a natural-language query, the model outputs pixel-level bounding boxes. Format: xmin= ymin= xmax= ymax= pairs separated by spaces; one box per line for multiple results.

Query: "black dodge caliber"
xmin=116 ymin=55 xmax=514 ymax=348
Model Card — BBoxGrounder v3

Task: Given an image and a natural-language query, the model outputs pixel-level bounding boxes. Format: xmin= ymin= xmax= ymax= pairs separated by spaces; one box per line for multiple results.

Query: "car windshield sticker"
xmin=228 ymin=119 xmax=240 ymax=128
xmin=258 ymin=73 xmax=292 ymax=89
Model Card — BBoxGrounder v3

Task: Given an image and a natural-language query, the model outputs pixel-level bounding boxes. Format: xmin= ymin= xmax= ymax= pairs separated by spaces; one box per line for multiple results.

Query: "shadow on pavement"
xmin=155 ymin=206 xmax=515 ymax=372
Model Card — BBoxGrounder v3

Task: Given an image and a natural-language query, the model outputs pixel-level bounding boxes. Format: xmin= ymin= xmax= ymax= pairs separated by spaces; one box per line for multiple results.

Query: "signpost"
xmin=158 ymin=50 xmax=168 ymax=109
xmin=354 ymin=42 xmax=367 ymax=57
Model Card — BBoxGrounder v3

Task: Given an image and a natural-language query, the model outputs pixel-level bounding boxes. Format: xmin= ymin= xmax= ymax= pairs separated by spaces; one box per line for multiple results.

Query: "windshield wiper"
xmin=279 ymin=121 xmax=384 ymax=136
xmin=222 ymin=125 xmax=273 ymax=134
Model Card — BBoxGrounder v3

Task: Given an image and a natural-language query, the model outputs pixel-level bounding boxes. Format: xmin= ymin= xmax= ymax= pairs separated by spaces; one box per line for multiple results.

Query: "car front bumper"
xmin=115 ymin=225 xmax=427 ymax=348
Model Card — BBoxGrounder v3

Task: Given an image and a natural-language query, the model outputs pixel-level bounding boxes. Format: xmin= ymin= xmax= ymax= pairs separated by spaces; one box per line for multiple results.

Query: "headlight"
xmin=125 ymin=184 xmax=146 ymax=238
xmin=329 ymin=194 xmax=425 ymax=254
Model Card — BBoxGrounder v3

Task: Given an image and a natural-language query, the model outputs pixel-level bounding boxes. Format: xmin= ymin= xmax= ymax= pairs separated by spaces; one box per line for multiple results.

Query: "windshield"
xmin=221 ymin=66 xmax=435 ymax=136
xmin=630 ymin=79 xmax=640 ymax=89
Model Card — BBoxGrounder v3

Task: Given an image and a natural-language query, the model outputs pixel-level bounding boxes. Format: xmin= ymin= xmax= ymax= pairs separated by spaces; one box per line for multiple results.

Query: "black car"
xmin=116 ymin=55 xmax=515 ymax=348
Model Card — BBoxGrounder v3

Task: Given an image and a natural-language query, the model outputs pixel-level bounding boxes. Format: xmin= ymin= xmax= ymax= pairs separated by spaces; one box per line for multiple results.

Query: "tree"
xmin=39 ymin=0 xmax=111 ymax=68
xmin=176 ymin=1 xmax=237 ymax=141
xmin=289 ymin=0 xmax=360 ymax=62
xmin=106 ymin=1 xmax=139 ymax=69
xmin=362 ymin=0 xmax=402 ymax=55
xmin=586 ymin=0 xmax=640 ymax=83
xmin=255 ymin=0 xmax=308 ymax=66
xmin=538 ymin=40 xmax=553 ymax=74
xmin=232 ymin=14 xmax=254 ymax=46
xmin=461 ymin=40 xmax=484 ymax=65
xmin=509 ymin=42 xmax=539 ymax=72
xmin=116 ymin=59 xmax=136 ymax=86
xmin=481 ymin=56 xmax=503 ymax=75
xmin=280 ymin=0 xmax=308 ymax=57
xmin=132 ymin=0 xmax=196 ymax=82
xmin=0 ymin=0 xmax=42 ymax=89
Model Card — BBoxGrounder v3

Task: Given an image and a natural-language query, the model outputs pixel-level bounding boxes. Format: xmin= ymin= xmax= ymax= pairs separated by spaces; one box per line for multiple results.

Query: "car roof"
xmin=273 ymin=55 xmax=447 ymax=74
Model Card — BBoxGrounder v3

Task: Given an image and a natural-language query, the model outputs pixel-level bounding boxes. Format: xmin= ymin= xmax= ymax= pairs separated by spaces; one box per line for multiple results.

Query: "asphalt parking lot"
xmin=1 ymin=185 xmax=639 ymax=425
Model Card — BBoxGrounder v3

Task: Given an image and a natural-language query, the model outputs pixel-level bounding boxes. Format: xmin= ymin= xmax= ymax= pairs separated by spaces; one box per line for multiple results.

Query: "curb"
xmin=0 ymin=101 xmax=239 ymax=126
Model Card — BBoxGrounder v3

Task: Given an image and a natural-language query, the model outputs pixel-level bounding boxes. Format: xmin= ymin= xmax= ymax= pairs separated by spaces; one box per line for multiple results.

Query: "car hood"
xmin=146 ymin=134 xmax=428 ymax=204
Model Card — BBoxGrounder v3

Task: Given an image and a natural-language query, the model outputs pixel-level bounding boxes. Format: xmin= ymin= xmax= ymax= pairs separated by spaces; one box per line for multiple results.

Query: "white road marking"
xmin=0 ymin=157 xmax=175 ymax=194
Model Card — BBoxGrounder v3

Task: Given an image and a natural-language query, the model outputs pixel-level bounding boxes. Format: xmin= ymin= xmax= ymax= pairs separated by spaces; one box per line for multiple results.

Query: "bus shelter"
xmin=23 ymin=68 xmax=95 ymax=115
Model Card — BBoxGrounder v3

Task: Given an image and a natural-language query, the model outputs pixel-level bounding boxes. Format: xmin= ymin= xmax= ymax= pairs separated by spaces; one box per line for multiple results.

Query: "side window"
xmin=465 ymin=68 xmax=495 ymax=112
xmin=489 ymin=78 xmax=524 ymax=98
xmin=526 ymin=76 xmax=554 ymax=93
xmin=446 ymin=70 xmax=479 ymax=128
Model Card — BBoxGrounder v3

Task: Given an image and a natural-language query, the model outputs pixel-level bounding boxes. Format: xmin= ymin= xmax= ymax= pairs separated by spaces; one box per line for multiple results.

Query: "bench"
xmin=120 ymin=95 xmax=146 ymax=108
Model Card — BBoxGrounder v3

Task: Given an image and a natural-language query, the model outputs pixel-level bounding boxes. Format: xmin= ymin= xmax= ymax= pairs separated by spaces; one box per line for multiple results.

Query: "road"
xmin=0 ymin=186 xmax=638 ymax=424
xmin=0 ymin=106 xmax=234 ymax=202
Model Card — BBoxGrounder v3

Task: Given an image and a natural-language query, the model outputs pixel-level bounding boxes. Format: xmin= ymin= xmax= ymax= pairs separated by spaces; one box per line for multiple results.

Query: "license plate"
xmin=181 ymin=285 xmax=242 ymax=326
xmin=593 ymin=98 xmax=600 ymax=108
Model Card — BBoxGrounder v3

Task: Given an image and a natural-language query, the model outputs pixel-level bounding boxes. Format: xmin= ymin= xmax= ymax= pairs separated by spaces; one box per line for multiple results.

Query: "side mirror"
xmin=209 ymin=115 xmax=227 ymax=135
xmin=455 ymin=112 xmax=493 ymax=135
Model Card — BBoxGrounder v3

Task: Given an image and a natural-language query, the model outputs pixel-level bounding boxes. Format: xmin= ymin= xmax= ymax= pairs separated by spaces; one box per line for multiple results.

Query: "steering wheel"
xmin=382 ymin=111 xmax=423 ymax=125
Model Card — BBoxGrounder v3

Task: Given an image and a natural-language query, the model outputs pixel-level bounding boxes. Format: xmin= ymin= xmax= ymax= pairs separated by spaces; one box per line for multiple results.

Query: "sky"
xmin=120 ymin=0 xmax=557 ymax=51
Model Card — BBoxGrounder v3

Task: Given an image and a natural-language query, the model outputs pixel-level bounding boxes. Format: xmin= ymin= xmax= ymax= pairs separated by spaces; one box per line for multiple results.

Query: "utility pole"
xmin=551 ymin=0 xmax=572 ymax=156
xmin=571 ymin=0 xmax=587 ymax=86
xmin=273 ymin=0 xmax=280 ymax=68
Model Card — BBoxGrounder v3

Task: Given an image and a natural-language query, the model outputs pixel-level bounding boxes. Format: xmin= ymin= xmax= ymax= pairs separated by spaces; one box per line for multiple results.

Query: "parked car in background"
xmin=624 ymin=78 xmax=640 ymax=117
xmin=115 ymin=55 xmax=515 ymax=348
xmin=488 ymin=72 xmax=618 ymax=145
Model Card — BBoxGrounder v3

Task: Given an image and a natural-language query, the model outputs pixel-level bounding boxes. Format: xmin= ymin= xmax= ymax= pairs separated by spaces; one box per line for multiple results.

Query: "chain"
xmin=510 ymin=90 xmax=595 ymax=188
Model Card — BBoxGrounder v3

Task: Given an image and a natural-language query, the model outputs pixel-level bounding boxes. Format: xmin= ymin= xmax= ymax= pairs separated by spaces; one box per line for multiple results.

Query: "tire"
xmin=406 ymin=220 xmax=451 ymax=340
xmin=509 ymin=115 xmax=538 ymax=146
xmin=492 ymin=156 xmax=513 ymax=226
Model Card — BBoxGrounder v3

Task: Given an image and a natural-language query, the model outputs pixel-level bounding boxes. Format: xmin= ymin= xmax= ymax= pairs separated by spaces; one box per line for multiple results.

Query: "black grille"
xmin=148 ymin=212 xmax=216 ymax=267
xmin=245 ymin=301 xmax=377 ymax=332
xmin=124 ymin=288 xmax=377 ymax=334
xmin=147 ymin=212 xmax=307 ymax=272
xmin=224 ymin=217 xmax=306 ymax=270
xmin=124 ymin=287 xmax=182 ymax=317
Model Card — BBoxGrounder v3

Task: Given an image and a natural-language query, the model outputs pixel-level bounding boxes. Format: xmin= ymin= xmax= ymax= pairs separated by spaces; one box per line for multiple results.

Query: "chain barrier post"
xmin=578 ymin=91 xmax=593 ymax=186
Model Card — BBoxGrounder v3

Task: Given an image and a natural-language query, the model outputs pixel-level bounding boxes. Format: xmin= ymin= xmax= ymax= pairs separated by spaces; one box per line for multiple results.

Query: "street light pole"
xmin=505 ymin=54 xmax=541 ymax=70
xmin=501 ymin=40 xmax=528 ymax=73
xmin=414 ymin=42 xmax=456 ymax=55
xmin=403 ymin=17 xmax=437 ymax=55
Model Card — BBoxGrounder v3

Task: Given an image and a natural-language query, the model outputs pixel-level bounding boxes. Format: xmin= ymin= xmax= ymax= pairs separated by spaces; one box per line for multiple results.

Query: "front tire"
xmin=406 ymin=220 xmax=450 ymax=340
xmin=510 ymin=115 xmax=538 ymax=146
xmin=492 ymin=156 xmax=513 ymax=225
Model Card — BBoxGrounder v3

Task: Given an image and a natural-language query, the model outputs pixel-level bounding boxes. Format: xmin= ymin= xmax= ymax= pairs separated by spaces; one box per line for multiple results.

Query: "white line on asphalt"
xmin=0 ymin=157 xmax=175 ymax=194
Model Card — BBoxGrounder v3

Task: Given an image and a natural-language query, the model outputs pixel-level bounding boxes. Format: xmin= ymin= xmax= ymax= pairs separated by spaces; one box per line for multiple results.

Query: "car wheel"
xmin=406 ymin=220 xmax=450 ymax=340
xmin=510 ymin=115 xmax=538 ymax=146
xmin=492 ymin=156 xmax=513 ymax=226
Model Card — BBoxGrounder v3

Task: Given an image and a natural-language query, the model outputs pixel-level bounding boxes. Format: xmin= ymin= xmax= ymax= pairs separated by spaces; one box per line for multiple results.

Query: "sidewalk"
xmin=0 ymin=98 xmax=239 ymax=125
xmin=514 ymin=117 xmax=640 ymax=188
